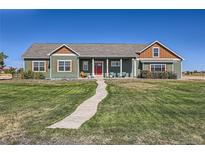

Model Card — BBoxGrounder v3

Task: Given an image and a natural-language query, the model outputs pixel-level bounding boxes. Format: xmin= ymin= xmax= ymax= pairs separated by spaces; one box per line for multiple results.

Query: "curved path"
xmin=48 ymin=79 xmax=107 ymax=129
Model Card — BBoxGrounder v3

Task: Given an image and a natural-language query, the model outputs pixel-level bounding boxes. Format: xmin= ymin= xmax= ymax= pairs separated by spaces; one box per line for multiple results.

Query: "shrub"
xmin=168 ymin=72 xmax=177 ymax=79
xmin=152 ymin=72 xmax=169 ymax=79
xmin=34 ymin=72 xmax=45 ymax=79
xmin=141 ymin=70 xmax=177 ymax=79
xmin=141 ymin=70 xmax=152 ymax=78
xmin=21 ymin=71 xmax=45 ymax=79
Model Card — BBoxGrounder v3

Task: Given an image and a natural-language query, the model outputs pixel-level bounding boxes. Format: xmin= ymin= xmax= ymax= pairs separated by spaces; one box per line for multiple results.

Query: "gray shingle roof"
xmin=22 ymin=43 xmax=148 ymax=58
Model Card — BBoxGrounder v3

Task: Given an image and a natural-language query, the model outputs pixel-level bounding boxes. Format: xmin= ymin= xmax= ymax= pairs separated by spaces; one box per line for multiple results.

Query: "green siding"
xmin=166 ymin=64 xmax=173 ymax=72
xmin=173 ymin=61 xmax=182 ymax=79
xmin=24 ymin=59 xmax=50 ymax=78
xmin=50 ymin=55 xmax=78 ymax=79
xmin=142 ymin=61 xmax=182 ymax=79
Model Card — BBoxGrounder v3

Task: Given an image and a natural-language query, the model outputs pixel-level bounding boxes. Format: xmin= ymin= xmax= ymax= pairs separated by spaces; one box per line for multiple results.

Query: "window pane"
xmin=154 ymin=52 xmax=158 ymax=57
xmin=155 ymin=65 xmax=161 ymax=71
xmin=58 ymin=61 xmax=64 ymax=71
xmin=40 ymin=62 xmax=44 ymax=67
xmin=111 ymin=61 xmax=120 ymax=67
xmin=33 ymin=66 xmax=38 ymax=71
xmin=34 ymin=62 xmax=39 ymax=67
xmin=65 ymin=61 xmax=71 ymax=71
xmin=59 ymin=61 xmax=64 ymax=66
xmin=59 ymin=67 xmax=64 ymax=71
xmin=65 ymin=66 xmax=70 ymax=71
xmin=153 ymin=48 xmax=159 ymax=57
xmin=40 ymin=67 xmax=45 ymax=71
xmin=116 ymin=61 xmax=120 ymax=66
xmin=84 ymin=65 xmax=88 ymax=70
xmin=154 ymin=48 xmax=158 ymax=52
xmin=83 ymin=61 xmax=88 ymax=71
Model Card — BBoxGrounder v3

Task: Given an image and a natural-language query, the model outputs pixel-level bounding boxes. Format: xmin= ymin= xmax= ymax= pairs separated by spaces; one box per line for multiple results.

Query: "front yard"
xmin=0 ymin=79 xmax=204 ymax=144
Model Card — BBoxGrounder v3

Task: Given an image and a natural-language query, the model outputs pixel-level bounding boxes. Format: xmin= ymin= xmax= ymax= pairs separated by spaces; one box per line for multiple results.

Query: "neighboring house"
xmin=22 ymin=40 xmax=184 ymax=79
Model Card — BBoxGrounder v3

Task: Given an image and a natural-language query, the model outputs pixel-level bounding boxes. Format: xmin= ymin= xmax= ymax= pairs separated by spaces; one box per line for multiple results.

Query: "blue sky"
xmin=0 ymin=9 xmax=205 ymax=71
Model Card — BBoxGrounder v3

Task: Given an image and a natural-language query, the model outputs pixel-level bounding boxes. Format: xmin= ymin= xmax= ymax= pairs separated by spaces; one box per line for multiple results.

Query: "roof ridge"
xmin=32 ymin=43 xmax=147 ymax=45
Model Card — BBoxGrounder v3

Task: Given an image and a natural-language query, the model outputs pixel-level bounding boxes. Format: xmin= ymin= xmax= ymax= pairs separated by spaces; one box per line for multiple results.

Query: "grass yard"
xmin=0 ymin=79 xmax=97 ymax=144
xmin=0 ymin=79 xmax=205 ymax=144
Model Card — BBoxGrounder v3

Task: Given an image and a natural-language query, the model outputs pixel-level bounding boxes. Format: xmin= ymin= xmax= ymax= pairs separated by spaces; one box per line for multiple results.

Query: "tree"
xmin=0 ymin=52 xmax=8 ymax=68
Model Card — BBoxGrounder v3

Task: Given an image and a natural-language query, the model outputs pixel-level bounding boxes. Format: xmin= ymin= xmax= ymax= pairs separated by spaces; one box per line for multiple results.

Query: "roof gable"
xmin=138 ymin=41 xmax=184 ymax=60
xmin=48 ymin=44 xmax=80 ymax=56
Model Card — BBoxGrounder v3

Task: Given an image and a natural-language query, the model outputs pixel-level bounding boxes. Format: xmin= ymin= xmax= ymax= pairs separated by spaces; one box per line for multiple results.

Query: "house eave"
xmin=22 ymin=57 xmax=49 ymax=59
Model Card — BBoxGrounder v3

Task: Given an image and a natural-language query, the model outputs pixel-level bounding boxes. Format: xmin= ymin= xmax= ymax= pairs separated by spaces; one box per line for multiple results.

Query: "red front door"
xmin=94 ymin=61 xmax=103 ymax=75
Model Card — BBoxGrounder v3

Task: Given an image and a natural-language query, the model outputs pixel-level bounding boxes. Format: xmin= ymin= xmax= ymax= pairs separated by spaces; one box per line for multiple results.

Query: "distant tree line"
xmin=183 ymin=70 xmax=205 ymax=75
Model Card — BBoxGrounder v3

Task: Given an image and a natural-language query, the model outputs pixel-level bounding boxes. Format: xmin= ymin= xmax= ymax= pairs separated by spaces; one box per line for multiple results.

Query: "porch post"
xmin=134 ymin=59 xmax=137 ymax=77
xmin=77 ymin=57 xmax=79 ymax=78
xmin=92 ymin=58 xmax=95 ymax=77
xmin=106 ymin=58 xmax=109 ymax=77
xmin=120 ymin=58 xmax=122 ymax=77
xmin=132 ymin=58 xmax=134 ymax=78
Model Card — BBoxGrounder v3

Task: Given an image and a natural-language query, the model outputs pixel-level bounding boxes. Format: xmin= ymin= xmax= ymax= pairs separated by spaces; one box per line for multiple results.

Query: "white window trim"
xmin=111 ymin=60 xmax=120 ymax=67
xmin=57 ymin=60 xmax=72 ymax=72
xmin=32 ymin=61 xmax=46 ymax=72
xmin=152 ymin=47 xmax=160 ymax=58
xmin=82 ymin=61 xmax=89 ymax=71
xmin=150 ymin=64 xmax=166 ymax=72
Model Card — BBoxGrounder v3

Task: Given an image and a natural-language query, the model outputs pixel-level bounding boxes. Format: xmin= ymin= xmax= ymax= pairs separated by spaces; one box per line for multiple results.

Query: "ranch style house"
xmin=22 ymin=40 xmax=184 ymax=79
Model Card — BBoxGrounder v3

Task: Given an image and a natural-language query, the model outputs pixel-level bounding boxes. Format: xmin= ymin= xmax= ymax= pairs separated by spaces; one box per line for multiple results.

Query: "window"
xmin=58 ymin=60 xmax=72 ymax=72
xmin=83 ymin=61 xmax=88 ymax=71
xmin=32 ymin=61 xmax=45 ymax=72
xmin=152 ymin=47 xmax=160 ymax=57
xmin=150 ymin=64 xmax=166 ymax=72
xmin=111 ymin=61 xmax=120 ymax=67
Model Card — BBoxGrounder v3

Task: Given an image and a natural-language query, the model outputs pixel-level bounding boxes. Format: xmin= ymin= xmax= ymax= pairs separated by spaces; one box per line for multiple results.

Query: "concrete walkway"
xmin=47 ymin=79 xmax=107 ymax=129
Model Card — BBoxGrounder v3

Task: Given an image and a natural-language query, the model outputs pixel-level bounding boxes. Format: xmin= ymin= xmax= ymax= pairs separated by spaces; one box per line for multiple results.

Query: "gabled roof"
xmin=47 ymin=44 xmax=80 ymax=56
xmin=137 ymin=40 xmax=184 ymax=60
xmin=22 ymin=43 xmax=147 ymax=58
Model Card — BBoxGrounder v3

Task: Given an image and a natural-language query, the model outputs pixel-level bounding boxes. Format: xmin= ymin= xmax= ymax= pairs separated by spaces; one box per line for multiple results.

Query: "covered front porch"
xmin=79 ymin=57 xmax=137 ymax=78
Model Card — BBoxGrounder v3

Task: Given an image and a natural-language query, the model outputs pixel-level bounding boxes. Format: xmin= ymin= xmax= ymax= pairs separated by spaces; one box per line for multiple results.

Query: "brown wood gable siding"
xmin=139 ymin=43 xmax=178 ymax=58
xmin=53 ymin=46 xmax=74 ymax=54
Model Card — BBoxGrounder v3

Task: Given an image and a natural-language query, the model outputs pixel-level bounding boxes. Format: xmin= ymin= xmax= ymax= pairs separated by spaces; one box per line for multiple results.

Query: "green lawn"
xmin=0 ymin=79 xmax=205 ymax=144
xmin=0 ymin=79 xmax=97 ymax=144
